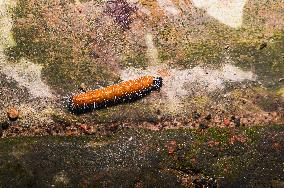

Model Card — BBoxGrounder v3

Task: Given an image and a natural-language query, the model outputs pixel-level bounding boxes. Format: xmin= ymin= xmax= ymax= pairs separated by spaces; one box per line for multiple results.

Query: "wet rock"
xmin=230 ymin=135 xmax=247 ymax=144
xmin=79 ymin=124 xmax=90 ymax=133
xmin=65 ymin=130 xmax=73 ymax=136
xmin=172 ymin=118 xmax=182 ymax=127
xmin=166 ymin=140 xmax=177 ymax=155
xmin=205 ymin=114 xmax=212 ymax=121
xmin=213 ymin=116 xmax=221 ymax=124
xmin=7 ymin=108 xmax=19 ymax=121
xmin=207 ymin=140 xmax=220 ymax=147
xmin=223 ymin=118 xmax=230 ymax=126
xmin=241 ymin=118 xmax=248 ymax=126
xmin=147 ymin=117 xmax=158 ymax=124
xmin=156 ymin=109 xmax=161 ymax=115
xmin=51 ymin=114 xmax=73 ymax=127
xmin=234 ymin=117 xmax=241 ymax=127
xmin=257 ymin=41 xmax=267 ymax=50
xmin=193 ymin=111 xmax=201 ymax=120
xmin=271 ymin=112 xmax=278 ymax=117
xmin=79 ymin=124 xmax=97 ymax=135
xmin=107 ymin=124 xmax=119 ymax=132
xmin=90 ymin=51 xmax=99 ymax=58
xmin=47 ymin=127 xmax=56 ymax=135
xmin=0 ymin=121 xmax=10 ymax=130
xmin=272 ymin=142 xmax=282 ymax=151
xmin=199 ymin=123 xmax=208 ymax=129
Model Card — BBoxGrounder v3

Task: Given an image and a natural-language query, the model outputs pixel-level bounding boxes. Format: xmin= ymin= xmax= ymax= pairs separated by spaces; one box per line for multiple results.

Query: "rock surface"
xmin=0 ymin=0 xmax=283 ymax=133
xmin=1 ymin=125 xmax=284 ymax=187
xmin=0 ymin=0 xmax=283 ymax=187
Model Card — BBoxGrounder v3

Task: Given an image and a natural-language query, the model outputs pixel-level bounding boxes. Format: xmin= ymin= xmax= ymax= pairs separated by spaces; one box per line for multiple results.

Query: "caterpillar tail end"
xmin=67 ymin=96 xmax=76 ymax=112
xmin=67 ymin=97 xmax=85 ymax=114
xmin=153 ymin=77 xmax=163 ymax=90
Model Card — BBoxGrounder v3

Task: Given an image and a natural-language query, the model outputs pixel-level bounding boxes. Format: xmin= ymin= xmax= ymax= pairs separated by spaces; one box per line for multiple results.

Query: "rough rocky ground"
xmin=1 ymin=126 xmax=284 ymax=187
xmin=0 ymin=0 xmax=283 ymax=137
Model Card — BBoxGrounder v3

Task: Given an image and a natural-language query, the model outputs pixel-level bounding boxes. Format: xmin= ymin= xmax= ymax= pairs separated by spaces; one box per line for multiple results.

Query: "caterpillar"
xmin=68 ymin=76 xmax=163 ymax=113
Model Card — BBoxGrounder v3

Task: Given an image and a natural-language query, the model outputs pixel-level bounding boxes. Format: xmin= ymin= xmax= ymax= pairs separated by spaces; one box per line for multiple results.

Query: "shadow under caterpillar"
xmin=68 ymin=76 xmax=163 ymax=114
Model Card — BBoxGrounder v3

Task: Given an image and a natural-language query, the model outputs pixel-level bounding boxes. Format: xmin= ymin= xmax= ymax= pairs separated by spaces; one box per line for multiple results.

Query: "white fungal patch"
xmin=0 ymin=59 xmax=54 ymax=98
xmin=120 ymin=63 xmax=256 ymax=111
xmin=0 ymin=0 xmax=53 ymax=99
xmin=156 ymin=0 xmax=181 ymax=16
xmin=145 ymin=33 xmax=159 ymax=65
xmin=191 ymin=0 xmax=248 ymax=28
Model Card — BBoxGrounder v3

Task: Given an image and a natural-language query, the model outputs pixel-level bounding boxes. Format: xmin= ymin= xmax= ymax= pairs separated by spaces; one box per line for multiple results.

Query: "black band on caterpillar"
xmin=153 ymin=77 xmax=163 ymax=90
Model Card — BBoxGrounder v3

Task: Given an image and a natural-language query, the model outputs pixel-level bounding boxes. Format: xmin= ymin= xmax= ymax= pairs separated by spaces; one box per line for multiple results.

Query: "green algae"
xmin=7 ymin=0 xmax=120 ymax=95
xmin=121 ymin=53 xmax=149 ymax=69
xmin=207 ymin=128 xmax=231 ymax=144
xmin=230 ymin=31 xmax=284 ymax=85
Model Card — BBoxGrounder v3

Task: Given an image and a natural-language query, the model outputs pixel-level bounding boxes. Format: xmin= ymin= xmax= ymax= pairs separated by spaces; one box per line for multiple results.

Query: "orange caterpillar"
xmin=68 ymin=76 xmax=163 ymax=113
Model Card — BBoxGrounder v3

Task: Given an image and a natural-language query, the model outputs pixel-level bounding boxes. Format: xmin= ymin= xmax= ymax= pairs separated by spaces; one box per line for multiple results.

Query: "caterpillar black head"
xmin=153 ymin=77 xmax=163 ymax=90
